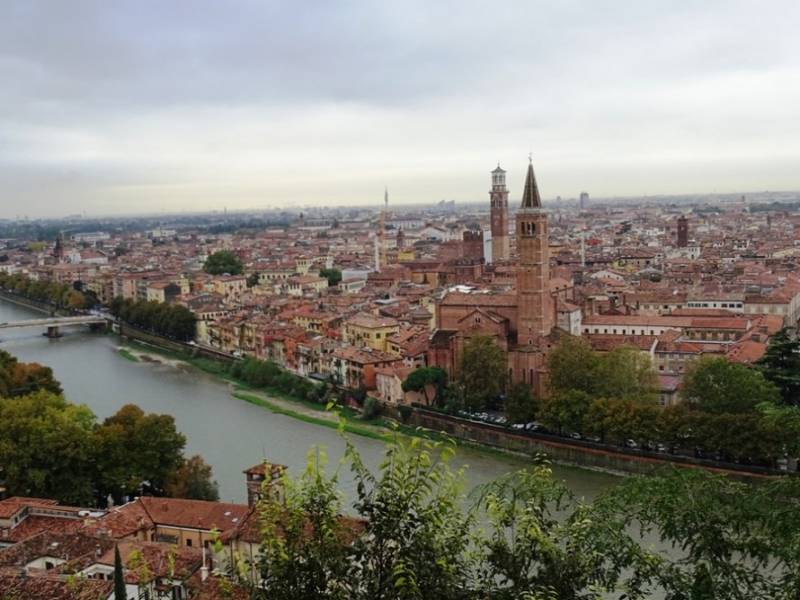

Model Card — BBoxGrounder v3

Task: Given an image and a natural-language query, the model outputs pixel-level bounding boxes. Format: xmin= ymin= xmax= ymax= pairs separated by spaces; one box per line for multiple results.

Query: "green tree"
xmin=6 ymin=361 xmax=62 ymax=397
xmin=458 ymin=335 xmax=506 ymax=410
xmin=204 ymin=250 xmax=244 ymax=275
xmin=114 ymin=544 xmax=126 ymax=600
xmin=345 ymin=436 xmax=473 ymax=600
xmin=472 ymin=465 xmax=654 ymax=600
xmin=319 ymin=268 xmax=342 ymax=287
xmin=504 ymin=382 xmax=538 ymax=424
xmin=93 ymin=404 xmax=186 ymax=501
xmin=246 ymin=272 xmax=261 ymax=287
xmin=546 ymin=335 xmax=599 ymax=396
xmin=258 ymin=448 xmax=351 ymax=600
xmin=601 ymin=468 xmax=800 ymax=599
xmin=0 ymin=349 xmax=18 ymax=397
xmin=539 ymin=389 xmax=592 ymax=434
xmin=682 ymin=356 xmax=781 ymax=413
xmin=164 ymin=455 xmax=220 ymax=501
xmin=401 ymin=366 xmax=447 ymax=406
xmin=594 ymin=346 xmax=658 ymax=403
xmin=757 ymin=327 xmax=800 ymax=405
xmin=0 ymin=391 xmax=96 ymax=504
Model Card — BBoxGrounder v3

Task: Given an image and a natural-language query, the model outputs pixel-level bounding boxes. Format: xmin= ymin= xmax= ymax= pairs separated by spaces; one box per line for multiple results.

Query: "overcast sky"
xmin=1 ymin=1 xmax=799 ymax=218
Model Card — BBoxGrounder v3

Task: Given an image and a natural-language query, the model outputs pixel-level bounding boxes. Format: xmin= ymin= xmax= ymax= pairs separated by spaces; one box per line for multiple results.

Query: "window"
xmin=186 ymin=539 xmax=193 ymax=547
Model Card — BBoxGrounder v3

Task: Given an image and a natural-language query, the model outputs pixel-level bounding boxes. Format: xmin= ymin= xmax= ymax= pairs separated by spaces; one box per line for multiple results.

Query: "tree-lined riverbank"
xmin=0 ymin=298 xmax=619 ymax=504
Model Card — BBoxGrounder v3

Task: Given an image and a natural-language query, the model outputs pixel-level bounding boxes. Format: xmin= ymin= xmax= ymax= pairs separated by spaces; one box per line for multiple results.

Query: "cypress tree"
xmin=114 ymin=544 xmax=127 ymax=600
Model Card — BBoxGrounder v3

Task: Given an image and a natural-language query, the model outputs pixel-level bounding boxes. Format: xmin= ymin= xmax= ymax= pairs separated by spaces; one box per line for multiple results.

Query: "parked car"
xmin=625 ymin=439 xmax=638 ymax=449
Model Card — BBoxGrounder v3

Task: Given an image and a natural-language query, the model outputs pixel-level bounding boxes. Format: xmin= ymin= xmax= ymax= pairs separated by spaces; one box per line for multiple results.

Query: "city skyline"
xmin=2 ymin=0 xmax=800 ymax=218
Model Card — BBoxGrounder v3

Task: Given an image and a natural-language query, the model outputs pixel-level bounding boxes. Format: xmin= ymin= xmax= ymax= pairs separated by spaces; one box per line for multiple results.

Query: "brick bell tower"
xmin=490 ymin=164 xmax=510 ymax=262
xmin=516 ymin=157 xmax=554 ymax=345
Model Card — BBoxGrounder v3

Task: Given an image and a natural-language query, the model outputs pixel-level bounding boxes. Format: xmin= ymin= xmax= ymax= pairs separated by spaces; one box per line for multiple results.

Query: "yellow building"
xmin=213 ymin=275 xmax=247 ymax=301
xmin=343 ymin=312 xmax=401 ymax=352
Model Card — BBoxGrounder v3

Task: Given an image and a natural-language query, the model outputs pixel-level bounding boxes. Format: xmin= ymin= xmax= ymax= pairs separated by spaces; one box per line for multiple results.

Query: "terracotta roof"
xmin=243 ymin=462 xmax=287 ymax=478
xmin=346 ymin=312 xmax=400 ymax=329
xmin=689 ymin=317 xmax=750 ymax=330
xmin=584 ymin=315 xmax=692 ymax=327
xmin=96 ymin=539 xmax=202 ymax=581
xmin=440 ymin=291 xmax=516 ymax=307
xmin=332 ymin=346 xmax=400 ymax=365
xmin=0 ymin=516 xmax=84 ymax=545
xmin=138 ymin=497 xmax=249 ymax=533
xmin=0 ymin=573 xmax=112 ymax=600
xmin=86 ymin=499 xmax=153 ymax=539
xmin=586 ymin=334 xmax=657 ymax=352
xmin=0 ymin=531 xmax=114 ymax=569
xmin=726 ymin=339 xmax=768 ymax=365
xmin=190 ymin=575 xmax=252 ymax=599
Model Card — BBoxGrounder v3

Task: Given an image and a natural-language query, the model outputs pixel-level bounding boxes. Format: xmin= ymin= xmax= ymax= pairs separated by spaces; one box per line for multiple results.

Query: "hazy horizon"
xmin=2 ymin=1 xmax=800 ymax=218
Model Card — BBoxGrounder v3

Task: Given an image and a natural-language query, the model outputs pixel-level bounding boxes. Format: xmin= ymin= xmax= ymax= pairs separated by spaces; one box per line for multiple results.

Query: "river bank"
xmin=117 ymin=340 xmax=572 ymax=465
xmin=116 ymin=331 xmax=786 ymax=482
xmin=0 ymin=290 xmax=56 ymax=316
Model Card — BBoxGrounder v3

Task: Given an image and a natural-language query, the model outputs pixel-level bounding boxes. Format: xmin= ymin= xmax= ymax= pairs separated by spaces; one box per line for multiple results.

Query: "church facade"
xmin=429 ymin=160 xmax=564 ymax=397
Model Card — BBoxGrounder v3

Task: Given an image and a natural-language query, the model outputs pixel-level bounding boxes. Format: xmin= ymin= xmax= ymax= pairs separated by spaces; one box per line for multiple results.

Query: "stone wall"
xmin=402 ymin=407 xmax=780 ymax=481
xmin=118 ymin=323 xmax=237 ymax=364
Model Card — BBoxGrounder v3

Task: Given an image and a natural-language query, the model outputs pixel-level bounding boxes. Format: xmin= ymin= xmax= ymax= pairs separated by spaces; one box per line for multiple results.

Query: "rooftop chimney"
xmin=201 ymin=546 xmax=209 ymax=582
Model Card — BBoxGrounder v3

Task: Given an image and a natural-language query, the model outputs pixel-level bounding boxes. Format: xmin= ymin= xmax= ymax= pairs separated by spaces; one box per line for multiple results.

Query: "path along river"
xmin=0 ymin=299 xmax=620 ymax=505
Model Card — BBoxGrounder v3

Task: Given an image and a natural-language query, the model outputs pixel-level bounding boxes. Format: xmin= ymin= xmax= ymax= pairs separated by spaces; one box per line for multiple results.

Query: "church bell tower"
xmin=516 ymin=157 xmax=553 ymax=345
xmin=490 ymin=164 xmax=510 ymax=262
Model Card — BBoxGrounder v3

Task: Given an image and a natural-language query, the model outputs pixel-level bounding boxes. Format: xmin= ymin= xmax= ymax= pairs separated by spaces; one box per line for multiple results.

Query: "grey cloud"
xmin=0 ymin=0 xmax=799 ymax=217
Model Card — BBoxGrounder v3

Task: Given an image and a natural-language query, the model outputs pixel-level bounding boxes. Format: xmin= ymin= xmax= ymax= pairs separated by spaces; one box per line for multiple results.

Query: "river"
xmin=0 ymin=299 xmax=619 ymax=505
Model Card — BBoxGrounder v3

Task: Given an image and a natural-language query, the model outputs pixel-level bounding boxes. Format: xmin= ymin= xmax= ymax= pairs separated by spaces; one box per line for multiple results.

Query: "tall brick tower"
xmin=676 ymin=215 xmax=689 ymax=248
xmin=490 ymin=164 xmax=510 ymax=262
xmin=516 ymin=158 xmax=553 ymax=345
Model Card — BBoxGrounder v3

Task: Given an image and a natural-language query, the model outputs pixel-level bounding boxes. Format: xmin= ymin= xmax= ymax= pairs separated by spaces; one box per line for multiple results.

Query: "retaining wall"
xmin=401 ymin=407 xmax=783 ymax=481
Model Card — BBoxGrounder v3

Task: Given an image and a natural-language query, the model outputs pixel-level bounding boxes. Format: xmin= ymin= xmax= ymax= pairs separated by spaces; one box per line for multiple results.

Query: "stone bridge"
xmin=0 ymin=316 xmax=109 ymax=338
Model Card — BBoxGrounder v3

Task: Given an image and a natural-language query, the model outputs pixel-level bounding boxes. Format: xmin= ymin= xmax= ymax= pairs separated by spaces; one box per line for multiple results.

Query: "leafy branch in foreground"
xmin=253 ymin=427 xmax=800 ymax=600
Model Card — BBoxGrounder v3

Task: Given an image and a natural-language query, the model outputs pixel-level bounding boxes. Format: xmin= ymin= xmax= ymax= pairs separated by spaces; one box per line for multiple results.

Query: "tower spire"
xmin=520 ymin=158 xmax=541 ymax=209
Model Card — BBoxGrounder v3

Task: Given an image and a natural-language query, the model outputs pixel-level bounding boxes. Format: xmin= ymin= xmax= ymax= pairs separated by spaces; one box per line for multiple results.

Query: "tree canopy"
xmin=0 ymin=272 xmax=91 ymax=311
xmin=757 ymin=327 xmax=800 ymax=405
xmin=594 ymin=346 xmax=658 ymax=403
xmin=203 ymin=249 xmax=244 ymax=275
xmin=250 ymin=436 xmax=800 ymax=599
xmin=402 ymin=367 xmax=447 ymax=406
xmin=548 ymin=337 xmax=657 ymax=403
xmin=110 ymin=297 xmax=196 ymax=341
xmin=682 ymin=356 xmax=781 ymax=413
xmin=319 ymin=268 xmax=342 ymax=287
xmin=458 ymin=335 xmax=507 ymax=410
xmin=0 ymin=351 xmax=217 ymax=506
xmin=504 ymin=382 xmax=538 ymax=424
xmin=164 ymin=455 xmax=220 ymax=501
xmin=547 ymin=335 xmax=598 ymax=396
